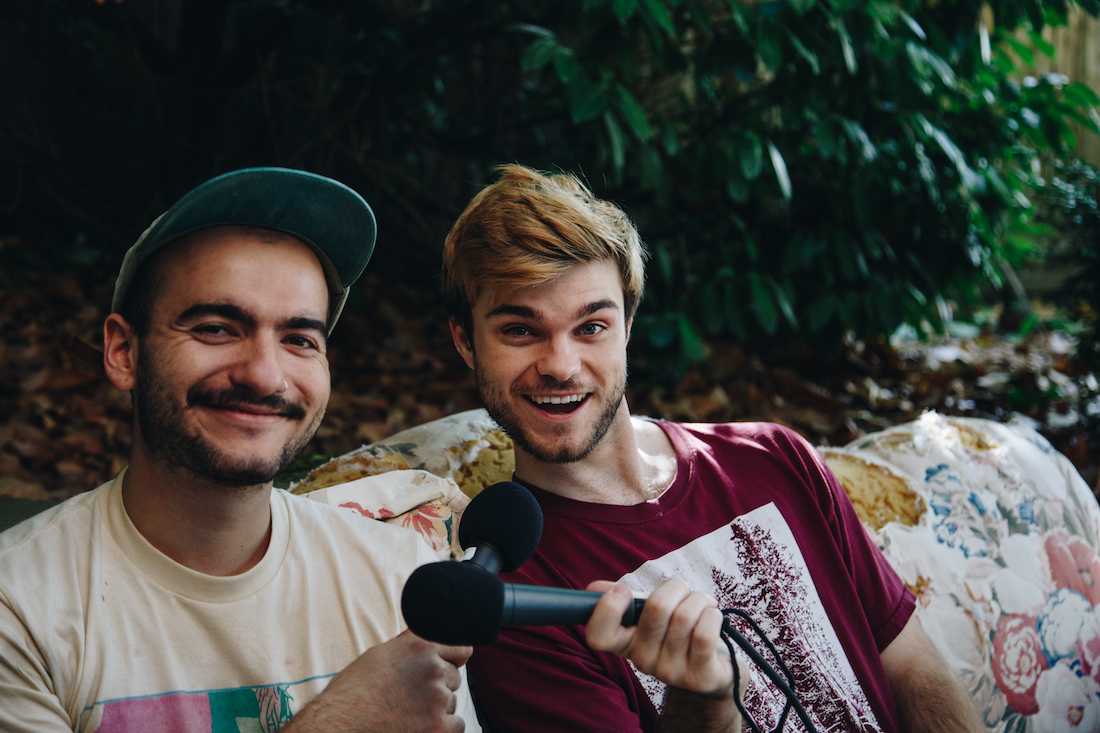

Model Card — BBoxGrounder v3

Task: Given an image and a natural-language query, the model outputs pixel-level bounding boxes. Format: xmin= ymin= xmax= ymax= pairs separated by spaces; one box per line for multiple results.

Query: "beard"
xmin=474 ymin=358 xmax=627 ymax=464
xmin=133 ymin=343 xmax=323 ymax=487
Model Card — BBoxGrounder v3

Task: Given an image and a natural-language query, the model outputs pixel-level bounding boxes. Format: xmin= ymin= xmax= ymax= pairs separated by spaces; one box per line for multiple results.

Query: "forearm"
xmin=893 ymin=667 xmax=980 ymax=733
xmin=659 ymin=687 xmax=742 ymax=733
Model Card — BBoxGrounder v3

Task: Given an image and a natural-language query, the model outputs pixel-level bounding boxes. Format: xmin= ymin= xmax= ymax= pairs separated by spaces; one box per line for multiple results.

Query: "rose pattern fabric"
xmin=842 ymin=413 xmax=1100 ymax=731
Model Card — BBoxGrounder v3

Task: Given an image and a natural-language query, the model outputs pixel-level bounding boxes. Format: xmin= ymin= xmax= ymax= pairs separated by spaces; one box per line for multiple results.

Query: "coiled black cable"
xmin=720 ymin=608 xmax=820 ymax=733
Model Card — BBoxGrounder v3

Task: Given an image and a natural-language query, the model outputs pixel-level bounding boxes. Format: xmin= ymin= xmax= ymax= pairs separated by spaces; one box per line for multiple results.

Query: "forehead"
xmin=152 ymin=227 xmax=329 ymax=318
xmin=476 ymin=260 xmax=625 ymax=317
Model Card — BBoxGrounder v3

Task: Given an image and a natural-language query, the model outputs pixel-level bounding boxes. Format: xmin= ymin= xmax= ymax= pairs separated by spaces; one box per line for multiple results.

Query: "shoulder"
xmin=663 ymin=419 xmax=816 ymax=459
xmin=278 ymin=490 xmax=436 ymax=561
xmin=0 ymin=483 xmax=104 ymax=577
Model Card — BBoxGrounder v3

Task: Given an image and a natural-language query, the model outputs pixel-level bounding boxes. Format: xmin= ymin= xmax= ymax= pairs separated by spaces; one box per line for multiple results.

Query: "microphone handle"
xmin=502 ymin=583 xmax=646 ymax=627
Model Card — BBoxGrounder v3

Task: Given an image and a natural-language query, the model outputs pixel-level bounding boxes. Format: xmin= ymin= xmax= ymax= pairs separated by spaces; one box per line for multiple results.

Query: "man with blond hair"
xmin=443 ymin=164 xmax=979 ymax=732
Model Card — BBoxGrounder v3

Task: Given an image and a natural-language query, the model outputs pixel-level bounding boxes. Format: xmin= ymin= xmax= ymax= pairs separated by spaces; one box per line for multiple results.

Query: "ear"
xmin=624 ymin=313 xmax=634 ymax=345
xmin=449 ymin=318 xmax=475 ymax=370
xmin=103 ymin=314 xmax=139 ymax=391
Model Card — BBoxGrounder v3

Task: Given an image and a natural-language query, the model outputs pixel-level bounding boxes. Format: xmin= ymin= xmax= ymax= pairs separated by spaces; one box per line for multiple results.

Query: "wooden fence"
xmin=1028 ymin=6 xmax=1100 ymax=166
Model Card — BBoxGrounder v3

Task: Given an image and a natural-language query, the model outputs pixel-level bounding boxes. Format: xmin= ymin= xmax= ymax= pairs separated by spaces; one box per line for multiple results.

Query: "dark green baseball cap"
xmin=112 ymin=166 xmax=377 ymax=333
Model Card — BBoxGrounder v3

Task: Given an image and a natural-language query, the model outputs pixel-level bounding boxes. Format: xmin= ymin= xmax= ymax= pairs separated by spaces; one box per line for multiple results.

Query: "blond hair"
xmin=442 ymin=164 xmax=646 ymax=333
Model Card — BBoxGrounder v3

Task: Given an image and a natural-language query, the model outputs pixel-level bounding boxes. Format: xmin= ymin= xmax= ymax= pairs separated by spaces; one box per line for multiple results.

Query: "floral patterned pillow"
xmin=827 ymin=412 xmax=1100 ymax=732
xmin=290 ymin=410 xmax=512 ymax=559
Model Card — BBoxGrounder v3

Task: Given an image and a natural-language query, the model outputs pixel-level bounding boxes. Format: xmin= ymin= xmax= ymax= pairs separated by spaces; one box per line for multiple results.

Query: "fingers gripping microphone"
xmin=402 ymin=481 xmax=644 ymax=644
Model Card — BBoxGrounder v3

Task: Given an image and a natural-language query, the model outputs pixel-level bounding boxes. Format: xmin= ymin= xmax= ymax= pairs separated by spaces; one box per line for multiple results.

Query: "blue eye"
xmin=578 ymin=323 xmax=606 ymax=336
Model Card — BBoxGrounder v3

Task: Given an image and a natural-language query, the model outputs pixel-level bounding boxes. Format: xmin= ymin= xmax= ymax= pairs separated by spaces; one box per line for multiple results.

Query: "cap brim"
xmin=112 ymin=167 xmax=376 ymax=331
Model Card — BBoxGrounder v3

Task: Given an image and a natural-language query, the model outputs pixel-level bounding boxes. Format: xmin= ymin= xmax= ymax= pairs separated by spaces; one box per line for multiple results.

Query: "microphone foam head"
xmin=458 ymin=481 xmax=543 ymax=571
xmin=401 ymin=561 xmax=505 ymax=645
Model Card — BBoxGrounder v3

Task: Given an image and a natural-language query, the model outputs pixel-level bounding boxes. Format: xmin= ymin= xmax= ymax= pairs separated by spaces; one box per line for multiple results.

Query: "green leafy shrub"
xmin=1 ymin=0 xmax=1097 ymax=372
xmin=1041 ymin=159 xmax=1100 ymax=369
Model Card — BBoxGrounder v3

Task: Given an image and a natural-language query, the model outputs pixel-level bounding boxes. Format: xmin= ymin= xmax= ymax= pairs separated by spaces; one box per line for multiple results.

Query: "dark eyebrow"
xmin=177 ymin=303 xmax=256 ymax=328
xmin=577 ymin=299 xmax=619 ymax=318
xmin=486 ymin=304 xmax=540 ymax=320
xmin=177 ymin=303 xmax=326 ymax=335
xmin=485 ymin=300 xmax=620 ymax=322
xmin=284 ymin=316 xmax=328 ymax=335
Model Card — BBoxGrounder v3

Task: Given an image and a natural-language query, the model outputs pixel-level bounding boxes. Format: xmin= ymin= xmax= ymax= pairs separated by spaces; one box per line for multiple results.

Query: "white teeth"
xmin=530 ymin=394 xmax=586 ymax=405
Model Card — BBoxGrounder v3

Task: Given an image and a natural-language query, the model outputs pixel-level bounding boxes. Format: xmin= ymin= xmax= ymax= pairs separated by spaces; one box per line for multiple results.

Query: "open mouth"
xmin=524 ymin=393 xmax=590 ymax=415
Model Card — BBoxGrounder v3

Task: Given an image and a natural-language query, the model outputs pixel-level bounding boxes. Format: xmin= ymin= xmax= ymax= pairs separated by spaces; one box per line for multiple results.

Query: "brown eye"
xmin=285 ymin=334 xmax=319 ymax=350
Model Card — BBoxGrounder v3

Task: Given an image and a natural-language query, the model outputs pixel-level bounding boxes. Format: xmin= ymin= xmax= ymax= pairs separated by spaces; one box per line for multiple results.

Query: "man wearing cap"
xmin=0 ymin=168 xmax=478 ymax=732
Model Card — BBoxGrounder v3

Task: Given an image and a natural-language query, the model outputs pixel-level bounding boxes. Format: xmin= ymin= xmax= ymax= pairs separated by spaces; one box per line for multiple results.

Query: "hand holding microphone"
xmin=401 ymin=482 xmax=644 ymax=645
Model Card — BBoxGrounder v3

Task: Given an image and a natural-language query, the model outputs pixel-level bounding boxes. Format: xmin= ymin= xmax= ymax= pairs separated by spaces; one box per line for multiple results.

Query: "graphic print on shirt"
xmin=619 ymin=503 xmax=883 ymax=733
xmin=87 ymin=678 xmax=312 ymax=733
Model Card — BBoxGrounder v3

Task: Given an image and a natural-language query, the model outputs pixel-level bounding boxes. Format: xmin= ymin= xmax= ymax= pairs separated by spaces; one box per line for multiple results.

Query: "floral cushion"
xmin=825 ymin=412 xmax=1100 ymax=732
xmin=293 ymin=409 xmax=1100 ymax=730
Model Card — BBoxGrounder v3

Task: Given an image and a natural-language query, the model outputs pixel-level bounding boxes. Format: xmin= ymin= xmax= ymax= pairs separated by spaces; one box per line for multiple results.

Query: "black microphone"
xmin=401 ymin=562 xmax=646 ymax=645
xmin=457 ymin=481 xmax=543 ymax=574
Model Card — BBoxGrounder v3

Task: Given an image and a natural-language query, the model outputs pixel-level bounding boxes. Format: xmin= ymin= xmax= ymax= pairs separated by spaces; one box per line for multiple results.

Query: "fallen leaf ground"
xmin=3 ymin=248 xmax=1097 ymax=504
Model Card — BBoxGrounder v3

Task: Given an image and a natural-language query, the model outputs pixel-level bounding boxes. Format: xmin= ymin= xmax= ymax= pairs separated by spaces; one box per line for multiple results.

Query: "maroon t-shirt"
xmin=468 ymin=421 xmax=914 ymax=732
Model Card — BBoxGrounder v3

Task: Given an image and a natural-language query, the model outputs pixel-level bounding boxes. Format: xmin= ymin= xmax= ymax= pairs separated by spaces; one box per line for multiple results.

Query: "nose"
xmin=535 ymin=335 xmax=581 ymax=383
xmin=229 ymin=334 xmax=288 ymax=396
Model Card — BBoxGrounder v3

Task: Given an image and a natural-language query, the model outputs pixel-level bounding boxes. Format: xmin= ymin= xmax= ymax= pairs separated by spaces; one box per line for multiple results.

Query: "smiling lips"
xmin=525 ymin=393 xmax=590 ymax=415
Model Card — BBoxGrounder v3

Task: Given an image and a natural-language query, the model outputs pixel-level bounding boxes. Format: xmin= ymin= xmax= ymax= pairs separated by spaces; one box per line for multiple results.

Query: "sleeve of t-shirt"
xmin=469 ymin=623 xmax=653 ymax=732
xmin=0 ymin=590 xmax=74 ymax=732
xmin=773 ymin=426 xmax=916 ymax=651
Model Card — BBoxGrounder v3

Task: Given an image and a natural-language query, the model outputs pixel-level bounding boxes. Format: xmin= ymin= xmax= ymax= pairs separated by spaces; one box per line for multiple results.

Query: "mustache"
xmin=187 ymin=384 xmax=307 ymax=420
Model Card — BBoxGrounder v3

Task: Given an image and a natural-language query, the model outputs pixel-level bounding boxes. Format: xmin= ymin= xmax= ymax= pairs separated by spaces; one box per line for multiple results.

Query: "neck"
xmin=122 ymin=445 xmax=274 ymax=576
xmin=513 ymin=404 xmax=676 ymax=505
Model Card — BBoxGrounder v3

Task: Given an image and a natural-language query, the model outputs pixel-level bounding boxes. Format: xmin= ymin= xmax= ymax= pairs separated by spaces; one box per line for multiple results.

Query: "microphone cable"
xmin=720 ymin=607 xmax=819 ymax=733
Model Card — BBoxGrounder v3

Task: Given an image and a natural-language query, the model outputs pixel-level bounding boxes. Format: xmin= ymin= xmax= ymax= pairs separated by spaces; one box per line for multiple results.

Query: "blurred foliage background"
xmin=3 ymin=0 xmax=1100 ymax=359
xmin=3 ymin=0 xmax=1100 ymax=495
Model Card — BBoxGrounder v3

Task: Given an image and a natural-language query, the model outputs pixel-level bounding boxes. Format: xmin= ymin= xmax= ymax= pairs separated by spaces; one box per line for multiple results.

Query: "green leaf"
xmin=812 ymin=119 xmax=836 ymax=158
xmin=1004 ymin=36 xmax=1034 ymax=67
xmin=1063 ymin=82 xmax=1100 ymax=108
xmin=521 ymin=38 xmax=558 ymax=73
xmin=639 ymin=146 xmax=663 ymax=191
xmin=553 ymin=49 xmax=580 ymax=84
xmin=641 ymin=0 xmax=676 ymax=36
xmin=789 ymin=0 xmax=815 ymax=15
xmin=613 ymin=0 xmax=640 ymax=23
xmin=840 ymin=119 xmax=877 ymax=162
xmin=1027 ymin=30 xmax=1055 ymax=59
xmin=739 ymin=132 xmax=764 ymax=180
xmin=772 ymin=280 xmax=798 ymax=326
xmin=898 ymin=10 xmax=926 ymax=40
xmin=604 ymin=112 xmax=625 ymax=174
xmin=646 ymin=313 xmax=676 ymax=348
xmin=757 ymin=33 xmax=783 ymax=71
xmin=768 ymin=142 xmax=792 ymax=200
xmin=654 ymin=243 xmax=673 ymax=283
xmin=727 ymin=0 xmax=748 ymax=34
xmin=789 ymin=33 xmax=820 ymax=74
xmin=726 ymin=174 xmax=749 ymax=203
xmin=661 ymin=124 xmax=679 ymax=155
xmin=616 ymin=85 xmax=654 ymax=141
xmin=832 ymin=17 xmax=858 ymax=74
xmin=750 ymin=274 xmax=779 ymax=334
xmin=677 ymin=314 xmax=708 ymax=362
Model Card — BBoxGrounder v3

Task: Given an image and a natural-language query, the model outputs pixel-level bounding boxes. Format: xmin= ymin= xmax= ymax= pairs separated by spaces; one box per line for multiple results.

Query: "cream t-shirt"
xmin=0 ymin=474 xmax=480 ymax=732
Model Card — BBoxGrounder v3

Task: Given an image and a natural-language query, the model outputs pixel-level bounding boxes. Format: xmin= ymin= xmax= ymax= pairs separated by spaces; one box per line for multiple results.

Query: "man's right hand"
xmin=285 ymin=629 xmax=472 ymax=732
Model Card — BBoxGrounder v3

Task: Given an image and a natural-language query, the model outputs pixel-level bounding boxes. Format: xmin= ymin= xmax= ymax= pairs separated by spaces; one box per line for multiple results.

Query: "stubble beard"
xmin=133 ymin=344 xmax=323 ymax=487
xmin=474 ymin=358 xmax=627 ymax=464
